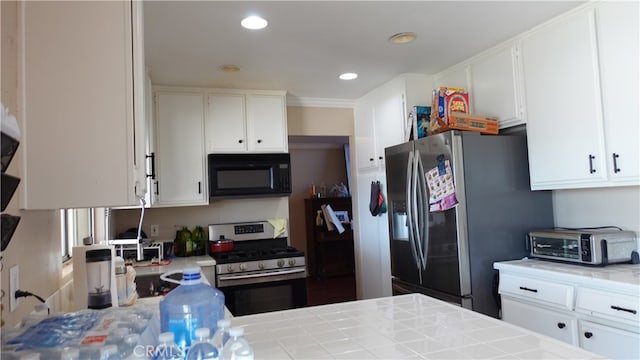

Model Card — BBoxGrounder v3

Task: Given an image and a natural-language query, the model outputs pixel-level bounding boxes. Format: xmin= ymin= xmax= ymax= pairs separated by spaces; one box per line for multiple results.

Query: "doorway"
xmin=288 ymin=136 xmax=357 ymax=306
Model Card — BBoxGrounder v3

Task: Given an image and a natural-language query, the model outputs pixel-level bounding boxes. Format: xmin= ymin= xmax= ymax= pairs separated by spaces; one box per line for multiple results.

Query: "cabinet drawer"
xmin=499 ymin=273 xmax=574 ymax=309
xmin=576 ymin=288 xmax=640 ymax=324
xmin=502 ymin=298 xmax=578 ymax=345
xmin=579 ymin=320 xmax=640 ymax=360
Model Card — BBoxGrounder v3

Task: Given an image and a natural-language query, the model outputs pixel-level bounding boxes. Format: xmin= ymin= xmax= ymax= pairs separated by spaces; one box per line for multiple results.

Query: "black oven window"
xmin=233 ymin=284 xmax=294 ymax=315
xmin=217 ymin=169 xmax=271 ymax=189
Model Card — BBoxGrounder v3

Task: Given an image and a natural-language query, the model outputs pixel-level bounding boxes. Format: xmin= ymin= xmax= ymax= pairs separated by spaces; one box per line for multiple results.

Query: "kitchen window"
xmin=60 ymin=208 xmax=94 ymax=262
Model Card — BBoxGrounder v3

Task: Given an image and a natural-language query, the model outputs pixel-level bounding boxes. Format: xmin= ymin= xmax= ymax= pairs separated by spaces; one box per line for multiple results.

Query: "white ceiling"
xmin=144 ymin=1 xmax=583 ymax=104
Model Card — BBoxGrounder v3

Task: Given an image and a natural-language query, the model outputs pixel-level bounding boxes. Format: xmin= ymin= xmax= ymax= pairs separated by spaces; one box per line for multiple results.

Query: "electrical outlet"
xmin=150 ymin=224 xmax=160 ymax=237
xmin=9 ymin=265 xmax=19 ymax=312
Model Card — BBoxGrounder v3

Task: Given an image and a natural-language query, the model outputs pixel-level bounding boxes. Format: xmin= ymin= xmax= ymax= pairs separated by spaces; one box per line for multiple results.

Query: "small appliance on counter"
xmin=528 ymin=228 xmax=639 ymax=265
xmin=72 ymin=245 xmax=118 ymax=310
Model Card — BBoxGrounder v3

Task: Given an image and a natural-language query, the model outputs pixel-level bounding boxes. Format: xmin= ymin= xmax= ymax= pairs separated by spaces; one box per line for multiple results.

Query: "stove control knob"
xmin=277 ymin=259 xmax=285 ymax=268
xmin=227 ymin=264 xmax=234 ymax=272
xmin=258 ymin=262 xmax=265 ymax=270
xmin=288 ymin=258 xmax=296 ymax=266
xmin=239 ymin=263 xmax=247 ymax=271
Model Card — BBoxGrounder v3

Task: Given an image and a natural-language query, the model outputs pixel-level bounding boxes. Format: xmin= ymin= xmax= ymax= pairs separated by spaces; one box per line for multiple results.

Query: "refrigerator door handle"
xmin=406 ymin=150 xmax=420 ymax=272
xmin=412 ymin=149 xmax=424 ymax=272
xmin=415 ymin=150 xmax=429 ymax=270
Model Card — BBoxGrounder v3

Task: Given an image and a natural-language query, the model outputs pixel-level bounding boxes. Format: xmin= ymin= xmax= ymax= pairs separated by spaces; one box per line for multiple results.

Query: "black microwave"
xmin=208 ymin=153 xmax=292 ymax=199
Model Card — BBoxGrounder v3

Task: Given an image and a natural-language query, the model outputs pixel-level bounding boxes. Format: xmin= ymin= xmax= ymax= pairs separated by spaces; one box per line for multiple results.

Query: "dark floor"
xmin=306 ymin=274 xmax=357 ymax=306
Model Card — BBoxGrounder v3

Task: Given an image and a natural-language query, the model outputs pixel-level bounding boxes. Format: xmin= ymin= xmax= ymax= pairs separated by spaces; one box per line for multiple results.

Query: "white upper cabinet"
xmin=246 ymin=94 xmax=288 ymax=152
xmin=153 ymin=90 xmax=208 ymax=207
xmin=434 ymin=66 xmax=470 ymax=90
xmin=205 ymin=91 xmax=287 ymax=153
xmin=206 ymin=93 xmax=247 ymax=152
xmin=434 ymin=42 xmax=525 ymax=129
xmin=354 ymin=74 xmax=432 ymax=172
xmin=468 ymin=44 xmax=525 ymax=128
xmin=18 ymin=1 xmax=146 ymax=209
xmin=523 ymin=3 xmax=639 ymax=190
xmin=522 ymin=8 xmax=607 ymax=188
xmin=594 ymin=1 xmax=640 ymax=185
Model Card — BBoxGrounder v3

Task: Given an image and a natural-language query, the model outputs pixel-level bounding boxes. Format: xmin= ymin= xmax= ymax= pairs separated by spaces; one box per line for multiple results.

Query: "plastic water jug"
xmin=159 ymin=267 xmax=225 ymax=349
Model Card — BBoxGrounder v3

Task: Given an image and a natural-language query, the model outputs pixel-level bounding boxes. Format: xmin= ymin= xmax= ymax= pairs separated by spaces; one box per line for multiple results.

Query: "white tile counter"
xmin=230 ymin=294 xmax=602 ymax=359
xmin=493 ymin=258 xmax=640 ymax=295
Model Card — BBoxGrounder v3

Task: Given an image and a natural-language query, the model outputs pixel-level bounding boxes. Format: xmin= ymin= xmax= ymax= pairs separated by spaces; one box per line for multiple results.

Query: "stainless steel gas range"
xmin=208 ymin=221 xmax=307 ymax=316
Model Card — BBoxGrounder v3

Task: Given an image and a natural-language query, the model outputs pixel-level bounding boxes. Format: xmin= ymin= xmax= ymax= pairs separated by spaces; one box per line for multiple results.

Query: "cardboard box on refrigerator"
xmin=429 ymin=111 xmax=499 ymax=135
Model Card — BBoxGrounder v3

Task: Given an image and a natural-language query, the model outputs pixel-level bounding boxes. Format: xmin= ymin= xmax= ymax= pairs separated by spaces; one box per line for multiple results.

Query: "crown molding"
xmin=286 ymin=96 xmax=355 ymax=109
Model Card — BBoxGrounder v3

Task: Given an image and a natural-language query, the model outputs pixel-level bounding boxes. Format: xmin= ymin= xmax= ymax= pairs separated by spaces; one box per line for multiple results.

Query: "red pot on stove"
xmin=209 ymin=236 xmax=234 ymax=253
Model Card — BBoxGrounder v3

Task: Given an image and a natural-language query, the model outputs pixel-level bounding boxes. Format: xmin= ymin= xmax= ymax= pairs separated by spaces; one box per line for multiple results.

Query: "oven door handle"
xmin=218 ymin=268 xmax=306 ymax=281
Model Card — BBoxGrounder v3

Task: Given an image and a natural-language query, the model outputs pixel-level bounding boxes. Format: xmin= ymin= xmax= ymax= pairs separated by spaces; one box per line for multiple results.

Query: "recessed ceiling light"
xmin=389 ymin=32 xmax=417 ymax=44
xmin=241 ymin=15 xmax=268 ymax=30
xmin=219 ymin=65 xmax=241 ymax=73
xmin=339 ymin=73 xmax=358 ymax=81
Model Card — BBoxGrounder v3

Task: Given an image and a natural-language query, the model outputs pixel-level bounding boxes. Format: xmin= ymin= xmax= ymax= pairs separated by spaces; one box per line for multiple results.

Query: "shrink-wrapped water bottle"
xmin=185 ymin=328 xmax=218 ymax=360
xmin=211 ymin=319 xmax=231 ymax=353
xmin=220 ymin=327 xmax=254 ymax=360
xmin=152 ymin=332 xmax=183 ymax=360
xmin=159 ymin=267 xmax=225 ymax=349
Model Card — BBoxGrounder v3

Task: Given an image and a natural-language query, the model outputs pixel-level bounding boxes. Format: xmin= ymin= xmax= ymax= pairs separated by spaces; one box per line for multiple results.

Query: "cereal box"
xmin=432 ymin=87 xmax=469 ymax=124
xmin=410 ymin=106 xmax=431 ymax=139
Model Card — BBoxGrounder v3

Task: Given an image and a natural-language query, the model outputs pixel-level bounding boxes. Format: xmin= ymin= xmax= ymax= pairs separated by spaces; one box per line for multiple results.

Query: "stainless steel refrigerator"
xmin=384 ymin=130 xmax=553 ymax=318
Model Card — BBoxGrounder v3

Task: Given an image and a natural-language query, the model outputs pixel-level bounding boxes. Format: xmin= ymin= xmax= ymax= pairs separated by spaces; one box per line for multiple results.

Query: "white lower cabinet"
xmin=579 ymin=320 xmax=640 ymax=360
xmin=502 ymin=298 xmax=578 ymax=345
xmin=495 ymin=260 xmax=640 ymax=360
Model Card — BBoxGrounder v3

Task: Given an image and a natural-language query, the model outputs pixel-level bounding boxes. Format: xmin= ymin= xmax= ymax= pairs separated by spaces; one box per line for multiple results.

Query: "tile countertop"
xmin=493 ymin=258 xmax=640 ymax=295
xmin=230 ymin=294 xmax=602 ymax=359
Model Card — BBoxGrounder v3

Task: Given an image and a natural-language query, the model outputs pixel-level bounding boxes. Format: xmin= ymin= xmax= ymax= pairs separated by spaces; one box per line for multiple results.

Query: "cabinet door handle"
xmin=519 ymin=286 xmax=538 ymax=293
xmin=378 ymin=156 xmax=383 ymax=160
xmin=257 ymin=139 xmax=262 ymax=144
xmin=238 ymin=139 xmax=244 ymax=144
xmin=198 ymin=181 xmax=202 ymax=194
xmin=155 ymin=181 xmax=159 ymax=195
xmin=146 ymin=152 xmax=156 ymax=179
xmin=584 ymin=331 xmax=593 ymax=339
xmin=612 ymin=153 xmax=621 ymax=173
xmin=588 ymin=154 xmax=596 ymax=174
xmin=557 ymin=322 xmax=566 ymax=329
xmin=369 ymin=158 xmax=374 ymax=162
xmin=611 ymin=305 xmax=637 ymax=314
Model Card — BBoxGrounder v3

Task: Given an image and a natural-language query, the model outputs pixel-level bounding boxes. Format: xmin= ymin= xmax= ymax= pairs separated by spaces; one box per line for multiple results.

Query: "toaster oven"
xmin=528 ymin=229 xmax=638 ymax=265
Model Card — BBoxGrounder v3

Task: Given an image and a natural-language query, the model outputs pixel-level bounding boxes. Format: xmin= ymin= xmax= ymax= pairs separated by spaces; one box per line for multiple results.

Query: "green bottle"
xmin=179 ymin=226 xmax=193 ymax=257
xmin=192 ymin=226 xmax=206 ymax=256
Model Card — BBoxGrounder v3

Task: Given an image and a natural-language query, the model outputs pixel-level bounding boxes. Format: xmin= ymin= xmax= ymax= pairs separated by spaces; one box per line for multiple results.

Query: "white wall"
xmin=553 ymin=186 xmax=640 ymax=234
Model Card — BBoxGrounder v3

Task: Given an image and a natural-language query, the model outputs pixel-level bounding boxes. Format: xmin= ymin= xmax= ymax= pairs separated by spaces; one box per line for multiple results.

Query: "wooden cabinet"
xmin=153 ymin=90 xmax=207 ymax=206
xmin=205 ymin=91 xmax=287 ymax=153
xmin=304 ymin=197 xmax=354 ymax=279
xmin=523 ymin=2 xmax=639 ymax=190
xmin=18 ymin=1 xmax=147 ymax=209
xmin=495 ymin=260 xmax=640 ymax=360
